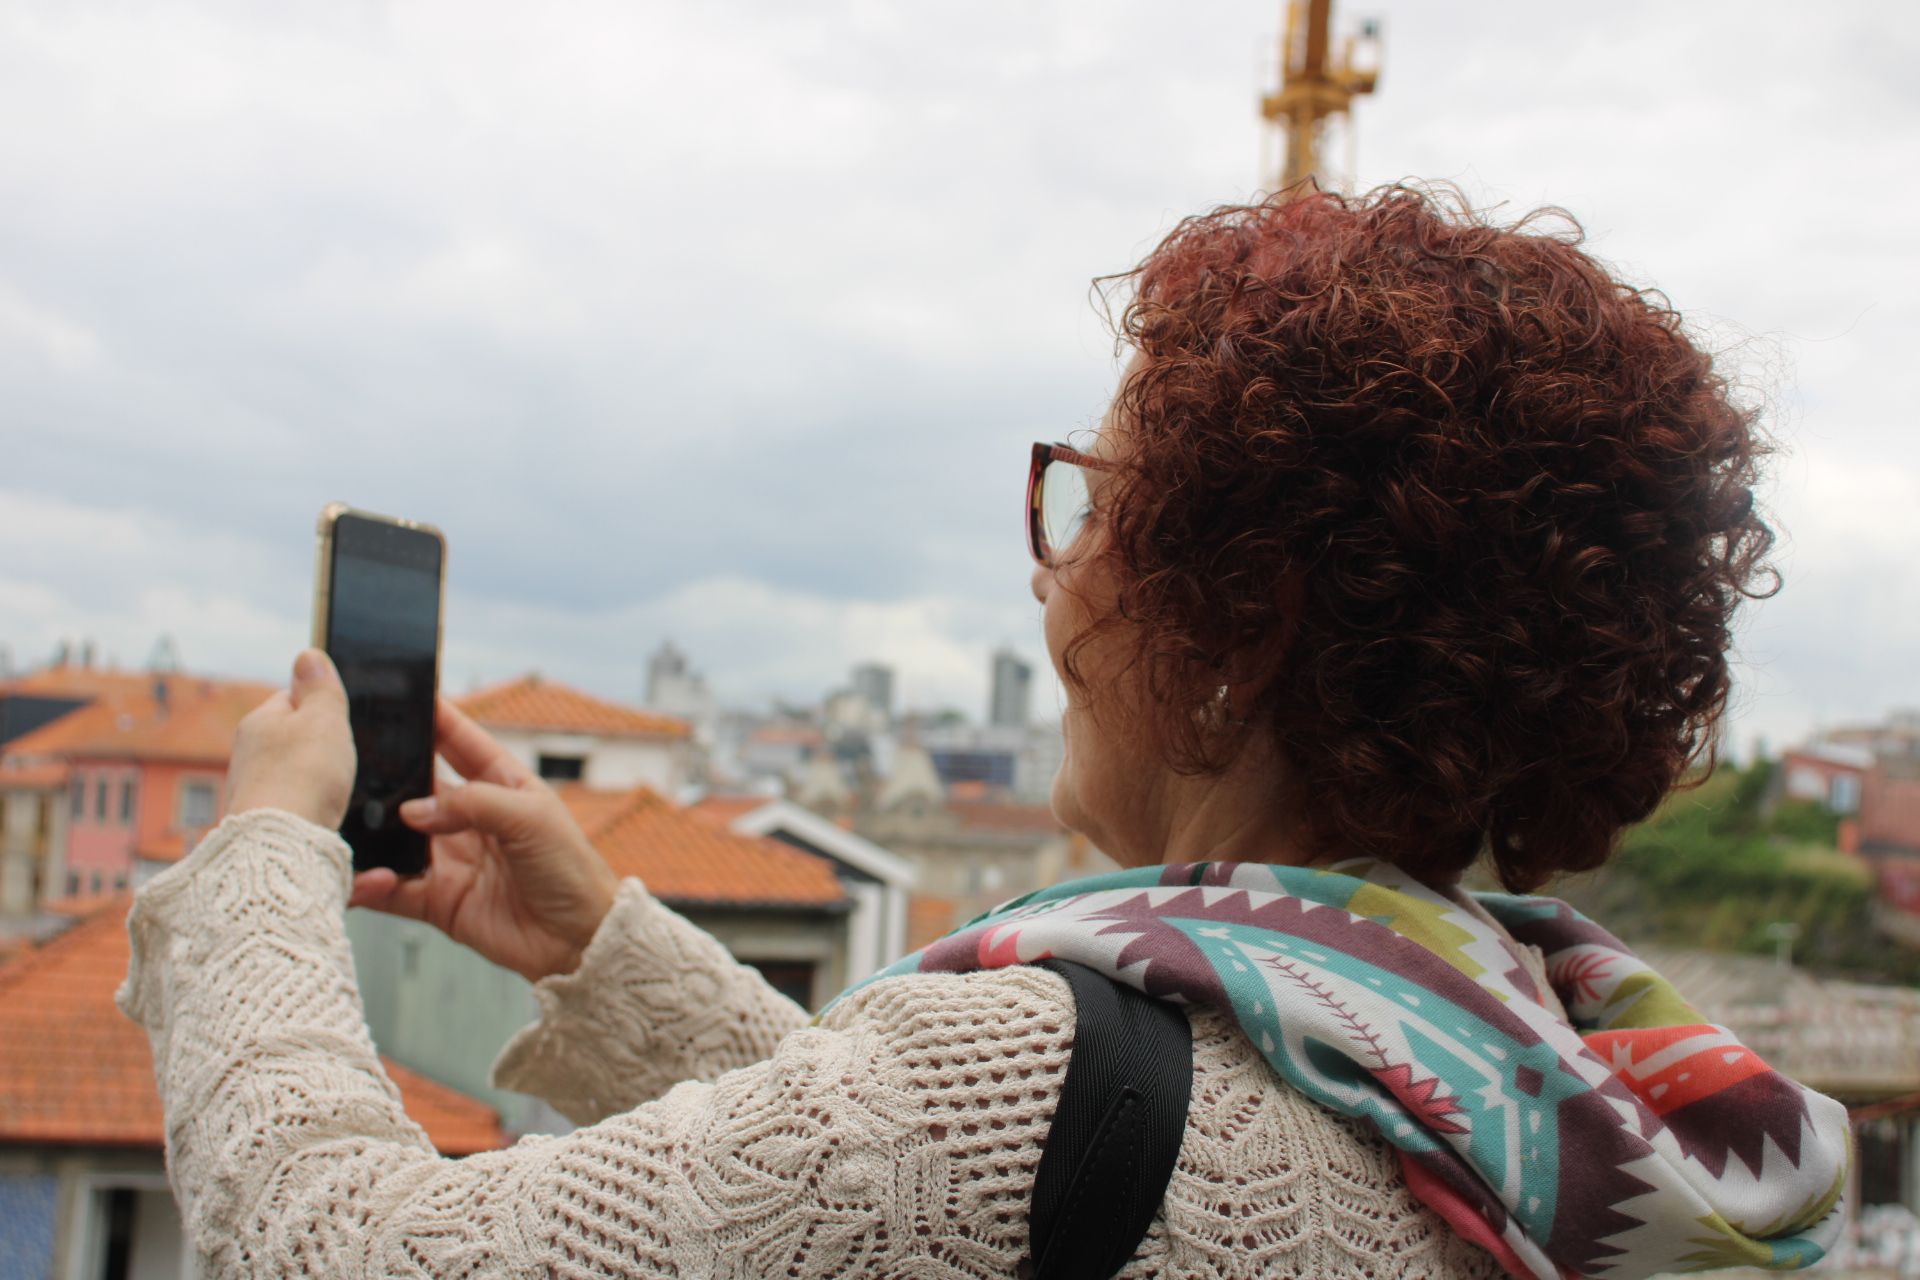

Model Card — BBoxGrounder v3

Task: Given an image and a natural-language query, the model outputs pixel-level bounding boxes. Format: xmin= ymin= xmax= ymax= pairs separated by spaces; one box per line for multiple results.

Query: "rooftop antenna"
xmin=1260 ymin=0 xmax=1382 ymax=196
xmin=148 ymin=634 xmax=182 ymax=673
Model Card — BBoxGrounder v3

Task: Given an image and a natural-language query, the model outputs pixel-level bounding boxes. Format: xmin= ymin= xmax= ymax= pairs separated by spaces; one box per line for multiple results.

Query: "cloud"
xmin=445 ymin=572 xmax=1050 ymax=716
xmin=0 ymin=281 xmax=101 ymax=372
xmin=0 ymin=0 xmax=1913 ymax=757
xmin=0 ymin=487 xmax=1052 ymax=717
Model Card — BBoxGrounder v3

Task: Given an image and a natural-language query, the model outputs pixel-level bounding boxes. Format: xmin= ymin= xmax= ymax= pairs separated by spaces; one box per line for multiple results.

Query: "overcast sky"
xmin=1 ymin=0 xmax=1915 ymax=753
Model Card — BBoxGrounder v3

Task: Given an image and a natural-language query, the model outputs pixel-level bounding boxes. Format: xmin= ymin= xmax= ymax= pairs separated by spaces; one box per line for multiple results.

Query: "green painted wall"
xmin=346 ymin=909 xmax=547 ymax=1131
xmin=345 ymin=901 xmax=851 ymax=1135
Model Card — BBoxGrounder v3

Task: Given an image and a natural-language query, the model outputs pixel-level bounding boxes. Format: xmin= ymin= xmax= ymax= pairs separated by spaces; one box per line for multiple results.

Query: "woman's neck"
xmin=1141 ymin=734 xmax=1316 ymax=869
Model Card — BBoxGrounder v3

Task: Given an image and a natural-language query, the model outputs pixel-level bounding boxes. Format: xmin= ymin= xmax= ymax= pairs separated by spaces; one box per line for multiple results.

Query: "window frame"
xmin=536 ymin=753 xmax=587 ymax=782
xmin=177 ymin=778 xmax=218 ymax=831
xmin=62 ymin=1170 xmax=193 ymax=1280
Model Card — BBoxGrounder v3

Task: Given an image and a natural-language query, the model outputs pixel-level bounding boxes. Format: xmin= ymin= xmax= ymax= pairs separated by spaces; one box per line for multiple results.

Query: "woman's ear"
xmin=1214 ymin=572 xmax=1306 ymax=725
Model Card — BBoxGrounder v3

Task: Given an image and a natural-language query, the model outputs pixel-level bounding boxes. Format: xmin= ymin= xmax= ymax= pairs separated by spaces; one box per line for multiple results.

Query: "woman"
xmin=119 ymin=187 xmax=1849 ymax=1278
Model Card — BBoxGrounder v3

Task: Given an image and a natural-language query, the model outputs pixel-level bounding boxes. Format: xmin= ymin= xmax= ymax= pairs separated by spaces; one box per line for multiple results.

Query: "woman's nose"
xmin=1030 ymin=563 xmax=1050 ymax=605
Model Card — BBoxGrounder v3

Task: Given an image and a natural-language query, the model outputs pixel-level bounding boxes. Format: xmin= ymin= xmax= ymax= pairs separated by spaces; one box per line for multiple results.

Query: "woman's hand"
xmin=226 ymin=649 xmax=357 ymax=829
xmin=347 ymin=697 xmax=618 ymax=984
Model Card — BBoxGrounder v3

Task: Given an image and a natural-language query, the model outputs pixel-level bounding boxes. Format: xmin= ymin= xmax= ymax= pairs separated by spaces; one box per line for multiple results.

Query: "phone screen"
xmin=324 ymin=513 xmax=442 ymax=874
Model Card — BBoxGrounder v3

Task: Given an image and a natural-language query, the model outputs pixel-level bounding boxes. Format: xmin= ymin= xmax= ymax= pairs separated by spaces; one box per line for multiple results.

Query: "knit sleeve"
xmin=118 ymin=809 xmax=1076 ymax=1279
xmin=491 ymin=877 xmax=811 ymax=1125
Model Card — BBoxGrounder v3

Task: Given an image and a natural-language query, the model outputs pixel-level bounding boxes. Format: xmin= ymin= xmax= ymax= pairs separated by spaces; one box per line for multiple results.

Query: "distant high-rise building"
xmin=989 ymin=649 xmax=1031 ymax=729
xmin=850 ymin=662 xmax=894 ymax=724
xmin=643 ymin=640 xmax=716 ymax=740
xmin=645 ymin=641 xmax=690 ymax=705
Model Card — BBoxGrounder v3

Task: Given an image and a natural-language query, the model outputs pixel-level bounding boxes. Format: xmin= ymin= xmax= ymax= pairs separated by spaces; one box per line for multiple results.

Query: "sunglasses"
xmin=1026 ymin=441 xmax=1113 ymax=568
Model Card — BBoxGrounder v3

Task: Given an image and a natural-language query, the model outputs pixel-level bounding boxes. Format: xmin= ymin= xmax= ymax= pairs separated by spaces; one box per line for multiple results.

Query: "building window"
xmin=90 ymin=870 xmax=102 ymax=894
xmin=120 ymin=778 xmax=138 ymax=825
xmin=67 ymin=871 xmax=79 ymax=895
xmin=179 ymin=780 xmax=217 ymax=829
xmin=75 ymin=1177 xmax=184 ymax=1280
xmin=743 ymin=959 xmax=817 ymax=1009
xmin=94 ymin=776 xmax=109 ymax=821
xmin=1830 ymin=773 xmax=1862 ymax=814
xmin=71 ymin=776 xmax=85 ymax=820
xmin=537 ymin=754 xmax=586 ymax=782
xmin=115 ymin=872 xmax=128 ymax=890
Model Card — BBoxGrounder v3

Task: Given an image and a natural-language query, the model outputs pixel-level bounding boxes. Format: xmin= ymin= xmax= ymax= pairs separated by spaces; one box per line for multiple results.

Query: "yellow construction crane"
xmin=1260 ymin=0 xmax=1382 ymax=195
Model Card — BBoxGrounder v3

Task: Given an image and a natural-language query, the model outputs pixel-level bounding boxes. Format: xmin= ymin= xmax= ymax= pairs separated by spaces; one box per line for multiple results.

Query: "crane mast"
xmin=1260 ymin=0 xmax=1381 ymax=195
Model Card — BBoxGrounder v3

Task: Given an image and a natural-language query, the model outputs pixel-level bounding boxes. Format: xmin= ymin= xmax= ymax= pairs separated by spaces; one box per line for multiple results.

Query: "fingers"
xmin=226 ymin=656 xmax=355 ymax=829
xmin=434 ymin=697 xmax=537 ymax=788
xmin=241 ymin=689 xmax=294 ymax=727
xmin=348 ymin=867 xmax=431 ymax=921
xmin=289 ymin=648 xmax=347 ymax=712
xmin=401 ymin=780 xmax=547 ymax=840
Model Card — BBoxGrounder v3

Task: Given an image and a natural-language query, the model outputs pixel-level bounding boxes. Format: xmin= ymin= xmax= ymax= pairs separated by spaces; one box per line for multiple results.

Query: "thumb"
xmin=403 ymin=780 xmax=547 ymax=841
xmin=290 ymin=648 xmax=347 ymax=712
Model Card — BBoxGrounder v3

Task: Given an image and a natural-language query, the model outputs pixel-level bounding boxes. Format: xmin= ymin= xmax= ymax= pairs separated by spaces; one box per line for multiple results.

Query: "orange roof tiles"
xmin=459 ymin=675 xmax=691 ymax=740
xmin=906 ymin=894 xmax=962 ymax=953
xmin=2 ymin=677 xmax=273 ymax=767
xmin=687 ymin=794 xmax=772 ymax=828
xmin=947 ymin=799 xmax=1066 ymax=835
xmin=0 ymin=762 xmax=69 ymax=789
xmin=558 ymin=785 xmax=845 ymax=909
xmin=0 ymin=899 xmax=505 ymax=1155
xmin=554 ymin=784 xmax=637 ymax=836
xmin=1 ymin=664 xmax=184 ymax=702
xmin=382 ymin=1060 xmax=510 ymax=1156
xmin=134 ymin=831 xmax=190 ymax=864
xmin=746 ymin=725 xmax=824 ymax=747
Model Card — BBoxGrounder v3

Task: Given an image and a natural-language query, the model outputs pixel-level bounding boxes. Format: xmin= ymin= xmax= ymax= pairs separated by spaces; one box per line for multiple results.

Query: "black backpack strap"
xmin=1026 ymin=958 xmax=1193 ymax=1280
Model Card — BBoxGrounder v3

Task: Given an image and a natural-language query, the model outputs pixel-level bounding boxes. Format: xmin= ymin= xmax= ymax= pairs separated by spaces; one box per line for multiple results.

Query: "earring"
xmin=1206 ymin=685 xmax=1248 ymax=729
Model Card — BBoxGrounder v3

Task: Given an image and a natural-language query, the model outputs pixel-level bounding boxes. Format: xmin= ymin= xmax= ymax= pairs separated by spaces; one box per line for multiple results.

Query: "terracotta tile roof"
xmin=947 ymin=799 xmax=1066 ymax=836
xmin=0 ymin=762 xmax=69 ymax=789
xmin=381 ymin=1060 xmax=509 ymax=1155
xmin=906 ymin=894 xmax=962 ymax=953
xmin=46 ymin=891 xmax=126 ymax=918
xmin=0 ymin=899 xmax=506 ymax=1154
xmin=746 ymin=725 xmax=824 ymax=747
xmin=2 ymin=678 xmax=273 ymax=767
xmin=134 ymin=832 xmax=191 ymax=864
xmin=1 ymin=664 xmax=184 ymax=702
xmin=459 ymin=675 xmax=690 ymax=741
xmin=1639 ymin=945 xmax=1920 ymax=1097
xmin=687 ymin=794 xmax=773 ymax=828
xmin=554 ymin=785 xmax=637 ymax=836
xmin=557 ymin=785 xmax=846 ymax=910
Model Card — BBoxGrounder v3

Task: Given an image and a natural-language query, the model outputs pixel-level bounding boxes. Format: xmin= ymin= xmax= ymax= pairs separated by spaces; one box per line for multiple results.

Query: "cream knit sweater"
xmin=119 ymin=809 xmax=1504 ymax=1279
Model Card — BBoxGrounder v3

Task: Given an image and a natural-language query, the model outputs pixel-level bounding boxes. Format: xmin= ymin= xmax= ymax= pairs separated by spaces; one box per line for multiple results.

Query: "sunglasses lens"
xmin=1041 ymin=459 xmax=1091 ymax=561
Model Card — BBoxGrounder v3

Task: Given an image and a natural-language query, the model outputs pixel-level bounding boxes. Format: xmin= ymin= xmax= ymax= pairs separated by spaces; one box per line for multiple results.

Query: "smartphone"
xmin=312 ymin=504 xmax=445 ymax=875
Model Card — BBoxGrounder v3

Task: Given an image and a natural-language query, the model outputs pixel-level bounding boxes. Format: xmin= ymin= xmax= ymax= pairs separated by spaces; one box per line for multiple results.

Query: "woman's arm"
xmin=491 ymin=877 xmax=811 ymax=1123
xmin=219 ymin=656 xmax=807 ymax=1115
xmin=120 ymin=809 xmax=1076 ymax=1279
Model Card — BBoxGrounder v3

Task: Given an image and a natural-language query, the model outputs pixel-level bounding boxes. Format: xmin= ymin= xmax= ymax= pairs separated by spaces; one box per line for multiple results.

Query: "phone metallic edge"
xmin=312 ymin=503 xmax=449 ymax=654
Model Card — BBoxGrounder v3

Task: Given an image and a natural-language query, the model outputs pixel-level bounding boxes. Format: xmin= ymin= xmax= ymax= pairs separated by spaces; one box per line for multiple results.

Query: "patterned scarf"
xmin=842 ymin=859 xmax=1850 ymax=1280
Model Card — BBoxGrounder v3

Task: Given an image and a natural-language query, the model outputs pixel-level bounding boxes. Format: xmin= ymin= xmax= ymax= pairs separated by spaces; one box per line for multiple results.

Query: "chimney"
xmin=53 ymin=638 xmax=71 ymax=667
xmin=81 ymin=638 xmax=97 ymax=669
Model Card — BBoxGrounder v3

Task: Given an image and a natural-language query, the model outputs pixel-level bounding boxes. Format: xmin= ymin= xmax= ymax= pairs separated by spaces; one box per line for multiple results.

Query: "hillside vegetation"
xmin=1546 ymin=761 xmax=1920 ymax=984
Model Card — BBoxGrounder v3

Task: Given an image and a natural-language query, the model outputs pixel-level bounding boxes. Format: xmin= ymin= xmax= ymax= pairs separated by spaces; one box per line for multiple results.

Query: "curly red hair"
xmin=1077 ymin=185 xmax=1775 ymax=891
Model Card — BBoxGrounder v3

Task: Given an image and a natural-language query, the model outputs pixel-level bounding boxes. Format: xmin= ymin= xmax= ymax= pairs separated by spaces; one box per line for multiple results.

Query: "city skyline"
xmin=0 ymin=2 xmax=1913 ymax=766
